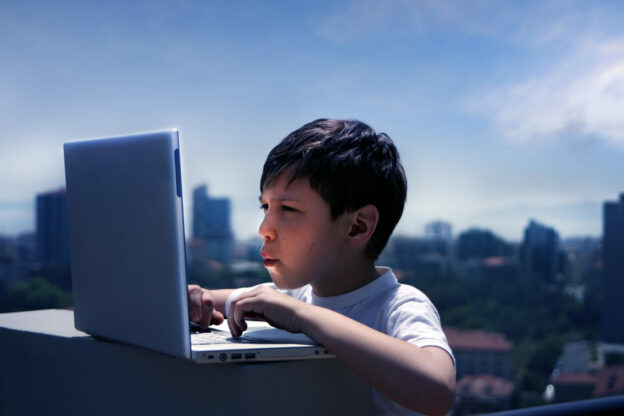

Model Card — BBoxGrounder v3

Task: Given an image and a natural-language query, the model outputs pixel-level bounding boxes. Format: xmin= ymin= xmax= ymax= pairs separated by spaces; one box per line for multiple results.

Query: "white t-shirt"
xmin=226 ymin=267 xmax=454 ymax=416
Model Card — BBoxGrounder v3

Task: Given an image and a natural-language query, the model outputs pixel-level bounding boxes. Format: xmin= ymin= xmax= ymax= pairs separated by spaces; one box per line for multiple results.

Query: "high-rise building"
xmin=602 ymin=193 xmax=624 ymax=343
xmin=36 ymin=189 xmax=70 ymax=267
xmin=425 ymin=220 xmax=452 ymax=241
xmin=456 ymin=228 xmax=512 ymax=261
xmin=192 ymin=185 xmax=234 ymax=264
xmin=520 ymin=220 xmax=559 ymax=282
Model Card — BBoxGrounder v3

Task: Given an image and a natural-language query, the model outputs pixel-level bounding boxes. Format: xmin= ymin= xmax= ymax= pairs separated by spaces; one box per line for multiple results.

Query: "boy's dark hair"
xmin=261 ymin=118 xmax=407 ymax=260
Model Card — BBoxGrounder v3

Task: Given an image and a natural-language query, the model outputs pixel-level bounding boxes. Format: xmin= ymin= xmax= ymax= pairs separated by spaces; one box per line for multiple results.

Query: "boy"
xmin=188 ymin=119 xmax=455 ymax=415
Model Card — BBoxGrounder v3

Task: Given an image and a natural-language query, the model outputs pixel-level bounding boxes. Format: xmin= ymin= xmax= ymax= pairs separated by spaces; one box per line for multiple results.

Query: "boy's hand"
xmin=227 ymin=285 xmax=308 ymax=337
xmin=187 ymin=285 xmax=225 ymax=329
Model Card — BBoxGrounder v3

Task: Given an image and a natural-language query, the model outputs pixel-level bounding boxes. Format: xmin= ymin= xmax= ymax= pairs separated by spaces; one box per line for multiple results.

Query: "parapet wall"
xmin=0 ymin=309 xmax=369 ymax=416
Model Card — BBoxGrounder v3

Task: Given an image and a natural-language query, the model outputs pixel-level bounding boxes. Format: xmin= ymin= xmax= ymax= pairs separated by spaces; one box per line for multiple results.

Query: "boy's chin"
xmin=270 ymin=273 xmax=305 ymax=291
xmin=271 ymin=279 xmax=294 ymax=291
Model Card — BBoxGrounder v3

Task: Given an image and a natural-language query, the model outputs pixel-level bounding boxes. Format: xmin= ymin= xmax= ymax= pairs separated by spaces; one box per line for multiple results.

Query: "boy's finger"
xmin=226 ymin=291 xmax=253 ymax=336
xmin=197 ymin=290 xmax=216 ymax=329
xmin=228 ymin=300 xmax=247 ymax=337
xmin=188 ymin=289 xmax=202 ymax=322
xmin=235 ymin=300 xmax=250 ymax=335
xmin=211 ymin=310 xmax=224 ymax=325
xmin=198 ymin=312 xmax=211 ymax=330
xmin=227 ymin=308 xmax=238 ymax=336
xmin=230 ymin=302 xmax=243 ymax=337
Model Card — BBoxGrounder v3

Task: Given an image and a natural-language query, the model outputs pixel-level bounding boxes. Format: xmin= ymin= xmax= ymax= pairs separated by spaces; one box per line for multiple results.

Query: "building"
xmin=555 ymin=340 xmax=603 ymax=375
xmin=444 ymin=326 xmax=514 ymax=380
xmin=603 ymin=193 xmax=624 ymax=343
xmin=552 ymin=366 xmax=624 ymax=403
xmin=445 ymin=327 xmax=515 ymax=415
xmin=479 ymin=256 xmax=520 ymax=280
xmin=547 ymin=340 xmax=624 ymax=403
xmin=0 ymin=233 xmax=35 ymax=287
xmin=455 ymin=228 xmax=513 ymax=261
xmin=192 ymin=185 xmax=234 ymax=264
xmin=424 ymin=220 xmax=452 ymax=241
xmin=455 ymin=374 xmax=514 ymax=415
xmin=520 ymin=220 xmax=560 ymax=283
xmin=379 ymin=236 xmax=451 ymax=277
xmin=559 ymin=237 xmax=601 ymax=285
xmin=0 ymin=237 xmax=22 ymax=287
xmin=35 ymin=189 xmax=70 ymax=267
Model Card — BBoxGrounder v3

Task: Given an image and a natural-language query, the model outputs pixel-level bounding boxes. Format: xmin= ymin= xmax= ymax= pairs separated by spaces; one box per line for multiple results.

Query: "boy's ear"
xmin=345 ymin=205 xmax=379 ymax=248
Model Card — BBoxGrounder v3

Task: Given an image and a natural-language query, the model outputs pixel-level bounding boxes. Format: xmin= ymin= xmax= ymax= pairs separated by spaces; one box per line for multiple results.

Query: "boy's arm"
xmin=187 ymin=286 xmax=234 ymax=329
xmin=228 ymin=286 xmax=456 ymax=416
xmin=301 ymin=304 xmax=455 ymax=416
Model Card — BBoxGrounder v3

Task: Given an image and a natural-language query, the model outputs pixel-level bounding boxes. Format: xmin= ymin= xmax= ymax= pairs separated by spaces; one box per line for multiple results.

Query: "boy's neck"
xmin=311 ymin=260 xmax=381 ymax=297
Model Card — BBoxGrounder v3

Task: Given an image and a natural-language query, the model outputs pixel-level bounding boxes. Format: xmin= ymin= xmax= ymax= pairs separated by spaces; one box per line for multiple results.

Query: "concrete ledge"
xmin=1 ymin=309 xmax=369 ymax=415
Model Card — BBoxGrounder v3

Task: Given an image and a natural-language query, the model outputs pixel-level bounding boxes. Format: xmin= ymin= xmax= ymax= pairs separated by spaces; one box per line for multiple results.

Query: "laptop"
xmin=63 ymin=129 xmax=331 ymax=363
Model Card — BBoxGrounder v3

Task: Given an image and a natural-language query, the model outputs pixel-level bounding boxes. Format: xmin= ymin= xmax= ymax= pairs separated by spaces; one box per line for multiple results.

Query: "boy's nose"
xmin=258 ymin=216 xmax=277 ymax=242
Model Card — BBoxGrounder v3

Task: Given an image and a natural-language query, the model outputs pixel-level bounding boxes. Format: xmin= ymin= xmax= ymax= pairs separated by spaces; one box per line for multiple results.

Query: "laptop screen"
xmin=64 ymin=130 xmax=192 ymax=358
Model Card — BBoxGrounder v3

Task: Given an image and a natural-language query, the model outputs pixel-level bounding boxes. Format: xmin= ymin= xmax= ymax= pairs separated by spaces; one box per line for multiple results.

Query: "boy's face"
xmin=259 ymin=172 xmax=351 ymax=294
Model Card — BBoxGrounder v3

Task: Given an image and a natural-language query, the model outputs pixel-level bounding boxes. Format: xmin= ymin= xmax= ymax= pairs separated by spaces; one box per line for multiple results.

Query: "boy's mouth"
xmin=263 ymin=258 xmax=279 ymax=267
xmin=261 ymin=250 xmax=279 ymax=268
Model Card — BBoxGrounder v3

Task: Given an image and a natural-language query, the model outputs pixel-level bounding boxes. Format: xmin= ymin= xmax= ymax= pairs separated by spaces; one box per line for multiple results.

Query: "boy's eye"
xmin=258 ymin=203 xmax=299 ymax=213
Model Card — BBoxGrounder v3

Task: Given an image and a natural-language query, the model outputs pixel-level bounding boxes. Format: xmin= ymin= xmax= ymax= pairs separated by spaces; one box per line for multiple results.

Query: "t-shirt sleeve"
xmin=386 ymin=295 xmax=455 ymax=366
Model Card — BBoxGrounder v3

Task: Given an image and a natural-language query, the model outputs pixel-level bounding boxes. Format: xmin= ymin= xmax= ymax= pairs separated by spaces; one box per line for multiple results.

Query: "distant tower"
xmin=456 ymin=228 xmax=512 ymax=260
xmin=192 ymin=185 xmax=234 ymax=264
xmin=520 ymin=220 xmax=559 ymax=282
xmin=603 ymin=193 xmax=624 ymax=343
xmin=425 ymin=221 xmax=452 ymax=241
xmin=36 ymin=188 xmax=71 ymax=266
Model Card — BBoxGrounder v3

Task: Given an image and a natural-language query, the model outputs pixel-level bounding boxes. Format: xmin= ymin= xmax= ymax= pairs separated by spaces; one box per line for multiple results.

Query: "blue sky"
xmin=2 ymin=0 xmax=624 ymax=242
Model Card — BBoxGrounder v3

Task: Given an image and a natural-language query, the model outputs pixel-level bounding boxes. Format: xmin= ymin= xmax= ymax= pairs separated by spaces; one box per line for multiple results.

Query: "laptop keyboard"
xmin=191 ymin=331 xmax=271 ymax=345
xmin=192 ymin=331 xmax=232 ymax=345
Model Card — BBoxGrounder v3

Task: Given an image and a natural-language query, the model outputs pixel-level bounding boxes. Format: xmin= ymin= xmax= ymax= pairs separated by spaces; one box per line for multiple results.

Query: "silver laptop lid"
xmin=64 ymin=129 xmax=192 ymax=359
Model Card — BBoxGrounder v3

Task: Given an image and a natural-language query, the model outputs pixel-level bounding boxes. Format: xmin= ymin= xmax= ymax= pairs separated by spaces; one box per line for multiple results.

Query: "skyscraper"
xmin=425 ymin=220 xmax=452 ymax=241
xmin=36 ymin=188 xmax=70 ymax=267
xmin=602 ymin=193 xmax=624 ymax=343
xmin=456 ymin=228 xmax=512 ymax=261
xmin=520 ymin=220 xmax=559 ymax=282
xmin=192 ymin=185 xmax=234 ymax=264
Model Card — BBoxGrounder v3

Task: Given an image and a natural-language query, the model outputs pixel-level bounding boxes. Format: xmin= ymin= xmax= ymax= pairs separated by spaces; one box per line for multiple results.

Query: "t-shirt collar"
xmin=310 ymin=267 xmax=397 ymax=309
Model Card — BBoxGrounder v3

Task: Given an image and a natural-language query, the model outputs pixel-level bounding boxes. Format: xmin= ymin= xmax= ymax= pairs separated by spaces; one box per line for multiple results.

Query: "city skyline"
xmin=4 ymin=184 xmax=612 ymax=246
xmin=2 ymin=1 xmax=624 ymax=240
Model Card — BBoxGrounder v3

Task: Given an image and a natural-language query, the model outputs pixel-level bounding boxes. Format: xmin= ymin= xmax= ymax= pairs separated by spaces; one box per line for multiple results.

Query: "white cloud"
xmin=470 ymin=38 xmax=624 ymax=146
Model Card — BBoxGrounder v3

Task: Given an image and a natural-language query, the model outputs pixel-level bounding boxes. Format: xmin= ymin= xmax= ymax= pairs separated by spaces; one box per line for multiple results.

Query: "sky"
xmin=1 ymin=0 xmax=624 ymax=242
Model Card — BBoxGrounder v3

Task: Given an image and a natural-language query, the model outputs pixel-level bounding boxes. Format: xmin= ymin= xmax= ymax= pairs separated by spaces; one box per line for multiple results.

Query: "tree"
xmin=4 ymin=277 xmax=72 ymax=312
